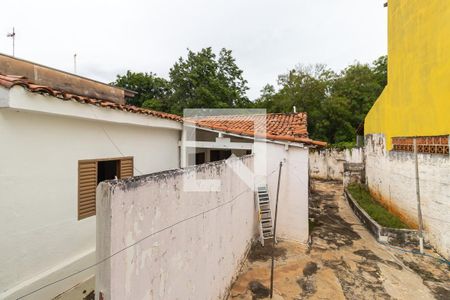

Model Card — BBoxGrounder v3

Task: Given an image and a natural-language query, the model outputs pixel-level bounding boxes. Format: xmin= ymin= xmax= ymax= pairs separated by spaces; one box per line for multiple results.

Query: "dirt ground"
xmin=228 ymin=180 xmax=450 ymax=300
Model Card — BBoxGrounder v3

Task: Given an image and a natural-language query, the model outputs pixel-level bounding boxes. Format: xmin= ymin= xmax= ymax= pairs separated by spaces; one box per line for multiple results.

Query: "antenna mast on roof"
xmin=74 ymin=53 xmax=77 ymax=74
xmin=6 ymin=27 xmax=15 ymax=57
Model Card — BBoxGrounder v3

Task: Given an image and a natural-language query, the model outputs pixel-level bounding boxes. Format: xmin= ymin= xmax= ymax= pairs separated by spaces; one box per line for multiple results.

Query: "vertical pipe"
xmin=413 ymin=138 xmax=424 ymax=253
xmin=180 ymin=127 xmax=187 ymax=168
xmin=12 ymin=27 xmax=15 ymax=57
xmin=270 ymin=161 xmax=283 ymax=298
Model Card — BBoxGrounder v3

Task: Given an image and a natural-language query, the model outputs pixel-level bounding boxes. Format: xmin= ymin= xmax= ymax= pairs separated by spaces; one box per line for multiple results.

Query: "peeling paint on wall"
xmin=365 ymin=134 xmax=450 ymax=259
xmin=309 ymin=148 xmax=364 ymax=181
xmin=96 ymin=156 xmax=258 ymax=300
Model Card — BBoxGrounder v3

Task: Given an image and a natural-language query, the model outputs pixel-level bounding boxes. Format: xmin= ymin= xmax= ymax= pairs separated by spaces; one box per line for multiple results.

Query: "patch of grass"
xmin=347 ymin=183 xmax=409 ymax=229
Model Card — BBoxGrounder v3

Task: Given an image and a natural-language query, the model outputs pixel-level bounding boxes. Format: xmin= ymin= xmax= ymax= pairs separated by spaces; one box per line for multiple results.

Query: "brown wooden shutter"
xmin=120 ymin=157 xmax=134 ymax=179
xmin=78 ymin=160 xmax=97 ymax=220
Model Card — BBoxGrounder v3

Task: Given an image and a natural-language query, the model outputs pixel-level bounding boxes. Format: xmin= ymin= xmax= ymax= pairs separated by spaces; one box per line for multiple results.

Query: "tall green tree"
xmin=112 ymin=71 xmax=171 ymax=111
xmin=332 ymin=63 xmax=384 ymax=129
xmin=373 ymin=55 xmax=388 ymax=88
xmin=168 ymin=47 xmax=251 ymax=115
xmin=255 ymin=56 xmax=387 ymax=144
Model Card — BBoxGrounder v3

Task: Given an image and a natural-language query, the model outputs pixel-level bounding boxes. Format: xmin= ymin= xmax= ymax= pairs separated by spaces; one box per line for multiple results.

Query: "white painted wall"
xmin=365 ymin=134 xmax=450 ymax=259
xmin=265 ymin=143 xmax=309 ymax=243
xmin=96 ymin=156 xmax=257 ymax=300
xmin=0 ymin=92 xmax=181 ymax=299
xmin=309 ymin=148 xmax=364 ymax=181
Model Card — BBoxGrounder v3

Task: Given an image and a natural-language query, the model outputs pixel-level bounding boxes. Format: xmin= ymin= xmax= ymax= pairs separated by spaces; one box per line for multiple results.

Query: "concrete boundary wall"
xmin=309 ymin=148 xmax=363 ymax=181
xmin=96 ymin=156 xmax=257 ymax=300
xmin=365 ymin=134 xmax=450 ymax=259
xmin=344 ymin=190 xmax=422 ymax=247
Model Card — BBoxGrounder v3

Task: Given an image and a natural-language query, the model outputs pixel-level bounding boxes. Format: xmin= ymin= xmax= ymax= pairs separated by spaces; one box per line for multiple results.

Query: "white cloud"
xmin=0 ymin=0 xmax=387 ymax=99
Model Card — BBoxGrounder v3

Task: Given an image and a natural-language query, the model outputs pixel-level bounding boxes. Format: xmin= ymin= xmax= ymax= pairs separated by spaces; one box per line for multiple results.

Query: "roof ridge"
xmin=0 ymin=73 xmax=182 ymax=122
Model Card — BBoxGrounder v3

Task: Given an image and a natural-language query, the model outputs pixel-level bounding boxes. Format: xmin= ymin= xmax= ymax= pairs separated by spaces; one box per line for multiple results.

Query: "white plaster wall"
xmin=0 ymin=108 xmax=180 ymax=299
xmin=365 ymin=134 xmax=450 ymax=259
xmin=309 ymin=148 xmax=363 ymax=181
xmin=265 ymin=143 xmax=309 ymax=243
xmin=96 ymin=156 xmax=257 ymax=300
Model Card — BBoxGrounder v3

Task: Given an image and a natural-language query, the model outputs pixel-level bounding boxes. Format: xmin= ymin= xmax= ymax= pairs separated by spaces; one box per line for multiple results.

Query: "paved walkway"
xmin=228 ymin=180 xmax=449 ymax=300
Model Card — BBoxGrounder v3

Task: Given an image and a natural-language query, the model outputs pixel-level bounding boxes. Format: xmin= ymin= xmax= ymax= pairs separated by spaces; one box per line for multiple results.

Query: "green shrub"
xmin=329 ymin=141 xmax=357 ymax=150
xmin=347 ymin=183 xmax=409 ymax=229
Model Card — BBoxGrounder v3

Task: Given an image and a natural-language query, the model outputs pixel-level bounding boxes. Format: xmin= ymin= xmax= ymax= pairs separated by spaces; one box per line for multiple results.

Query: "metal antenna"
xmin=74 ymin=53 xmax=77 ymax=74
xmin=6 ymin=27 xmax=16 ymax=56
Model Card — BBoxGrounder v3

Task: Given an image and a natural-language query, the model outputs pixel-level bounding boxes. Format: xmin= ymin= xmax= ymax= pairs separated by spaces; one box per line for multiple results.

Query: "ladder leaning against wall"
xmin=256 ymin=186 xmax=274 ymax=246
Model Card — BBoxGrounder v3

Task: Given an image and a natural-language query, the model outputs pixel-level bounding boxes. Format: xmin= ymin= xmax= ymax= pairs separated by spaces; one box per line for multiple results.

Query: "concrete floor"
xmin=228 ymin=180 xmax=450 ymax=300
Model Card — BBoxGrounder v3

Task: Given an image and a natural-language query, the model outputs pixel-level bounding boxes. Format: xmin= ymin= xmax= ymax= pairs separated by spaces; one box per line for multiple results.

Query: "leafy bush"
xmin=328 ymin=141 xmax=356 ymax=150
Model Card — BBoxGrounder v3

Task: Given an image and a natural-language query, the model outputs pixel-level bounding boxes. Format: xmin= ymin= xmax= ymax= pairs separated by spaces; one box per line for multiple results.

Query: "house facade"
xmin=181 ymin=112 xmax=325 ymax=242
xmin=364 ymin=1 xmax=450 ymax=258
xmin=1 ymin=55 xmax=326 ymax=299
xmin=95 ymin=113 xmax=325 ymax=299
xmin=0 ymin=56 xmax=182 ymax=299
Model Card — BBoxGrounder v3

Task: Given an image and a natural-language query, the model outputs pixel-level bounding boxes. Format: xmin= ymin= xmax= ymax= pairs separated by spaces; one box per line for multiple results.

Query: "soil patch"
xmin=353 ymin=249 xmax=382 ymax=262
xmin=247 ymin=241 xmax=287 ymax=262
xmin=248 ymin=281 xmax=270 ymax=298
xmin=309 ymin=187 xmax=361 ymax=249
xmin=303 ymin=262 xmax=318 ymax=276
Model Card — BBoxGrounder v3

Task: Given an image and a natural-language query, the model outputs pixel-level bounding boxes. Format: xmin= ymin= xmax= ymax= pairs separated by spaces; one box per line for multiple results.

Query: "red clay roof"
xmin=186 ymin=113 xmax=327 ymax=147
xmin=0 ymin=74 xmax=182 ymax=122
xmin=0 ymin=73 xmax=326 ymax=146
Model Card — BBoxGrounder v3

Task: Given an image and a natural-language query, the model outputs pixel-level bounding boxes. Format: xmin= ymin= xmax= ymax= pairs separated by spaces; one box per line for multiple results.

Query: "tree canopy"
xmin=114 ymin=47 xmax=251 ymax=115
xmin=113 ymin=48 xmax=387 ymax=145
xmin=113 ymin=71 xmax=171 ymax=110
xmin=169 ymin=48 xmax=251 ymax=115
xmin=254 ymin=58 xmax=387 ymax=143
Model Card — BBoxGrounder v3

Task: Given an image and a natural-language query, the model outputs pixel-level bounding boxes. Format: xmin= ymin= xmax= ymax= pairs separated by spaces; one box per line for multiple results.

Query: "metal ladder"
xmin=257 ymin=186 xmax=274 ymax=246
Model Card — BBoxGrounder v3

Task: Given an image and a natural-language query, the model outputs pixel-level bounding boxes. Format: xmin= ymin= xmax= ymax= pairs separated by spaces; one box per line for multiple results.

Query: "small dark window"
xmin=195 ymin=152 xmax=206 ymax=164
xmin=97 ymin=160 xmax=119 ymax=183
xmin=210 ymin=150 xmax=232 ymax=162
xmin=246 ymin=150 xmax=252 ymax=155
xmin=78 ymin=157 xmax=133 ymax=220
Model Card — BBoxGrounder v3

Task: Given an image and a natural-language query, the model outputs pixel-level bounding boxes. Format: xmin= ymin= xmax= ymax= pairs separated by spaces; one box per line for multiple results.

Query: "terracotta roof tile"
xmin=0 ymin=74 xmax=182 ymax=122
xmin=0 ymin=73 xmax=326 ymax=146
xmin=186 ymin=113 xmax=326 ymax=147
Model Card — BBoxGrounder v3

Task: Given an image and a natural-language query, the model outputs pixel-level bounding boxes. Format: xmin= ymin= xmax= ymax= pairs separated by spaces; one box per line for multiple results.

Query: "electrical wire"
xmin=16 ymin=186 xmax=253 ymax=299
xmin=88 ymin=106 xmax=144 ymax=175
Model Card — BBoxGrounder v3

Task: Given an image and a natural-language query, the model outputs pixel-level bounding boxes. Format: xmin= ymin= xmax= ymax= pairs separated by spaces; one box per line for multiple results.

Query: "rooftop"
xmin=0 ymin=55 xmax=326 ymax=145
xmin=186 ymin=113 xmax=326 ymax=146
xmin=0 ymin=73 xmax=182 ymax=122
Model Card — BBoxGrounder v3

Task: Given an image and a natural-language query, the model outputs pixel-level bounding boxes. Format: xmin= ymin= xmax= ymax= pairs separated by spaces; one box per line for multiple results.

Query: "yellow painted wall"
xmin=365 ymin=0 xmax=450 ymax=149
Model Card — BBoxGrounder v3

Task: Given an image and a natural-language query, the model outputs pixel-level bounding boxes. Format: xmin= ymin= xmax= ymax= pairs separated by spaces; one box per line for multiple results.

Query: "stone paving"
xmin=228 ymin=180 xmax=449 ymax=300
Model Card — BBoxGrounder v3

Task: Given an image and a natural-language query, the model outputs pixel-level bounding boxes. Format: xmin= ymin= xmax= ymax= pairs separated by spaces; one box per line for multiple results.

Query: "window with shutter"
xmin=78 ymin=161 xmax=97 ymax=220
xmin=78 ymin=157 xmax=134 ymax=220
xmin=120 ymin=158 xmax=134 ymax=179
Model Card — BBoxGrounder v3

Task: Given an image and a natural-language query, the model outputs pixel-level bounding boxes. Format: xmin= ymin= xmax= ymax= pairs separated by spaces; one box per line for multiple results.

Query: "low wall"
xmin=96 ymin=156 xmax=257 ymax=299
xmin=344 ymin=190 xmax=421 ymax=247
xmin=343 ymin=162 xmax=365 ymax=188
xmin=309 ymin=148 xmax=363 ymax=181
xmin=365 ymin=134 xmax=450 ymax=259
